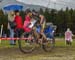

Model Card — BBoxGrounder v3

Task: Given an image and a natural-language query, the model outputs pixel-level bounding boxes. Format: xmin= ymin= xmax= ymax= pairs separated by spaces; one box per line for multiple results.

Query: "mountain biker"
xmin=32 ymin=10 xmax=46 ymax=31
xmin=32 ymin=11 xmax=47 ymax=43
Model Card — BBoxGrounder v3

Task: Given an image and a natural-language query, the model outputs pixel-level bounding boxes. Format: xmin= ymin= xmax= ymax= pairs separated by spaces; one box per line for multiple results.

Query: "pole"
xmin=0 ymin=24 xmax=3 ymax=43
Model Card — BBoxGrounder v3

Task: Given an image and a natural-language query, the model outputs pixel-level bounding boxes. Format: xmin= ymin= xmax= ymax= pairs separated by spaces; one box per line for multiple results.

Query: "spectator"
xmin=8 ymin=11 xmax=15 ymax=45
xmin=23 ymin=10 xmax=32 ymax=32
xmin=14 ymin=10 xmax=23 ymax=38
xmin=65 ymin=28 xmax=73 ymax=45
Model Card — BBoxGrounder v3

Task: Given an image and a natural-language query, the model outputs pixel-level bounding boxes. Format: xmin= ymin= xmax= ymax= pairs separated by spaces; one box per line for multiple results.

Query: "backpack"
xmin=9 ymin=21 xmax=16 ymax=29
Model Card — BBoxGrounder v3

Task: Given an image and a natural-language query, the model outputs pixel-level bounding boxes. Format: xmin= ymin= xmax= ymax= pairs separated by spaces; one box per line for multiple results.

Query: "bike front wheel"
xmin=18 ymin=33 xmax=35 ymax=53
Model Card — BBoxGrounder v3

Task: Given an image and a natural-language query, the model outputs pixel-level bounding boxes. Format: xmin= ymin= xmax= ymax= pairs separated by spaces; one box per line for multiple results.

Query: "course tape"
xmin=0 ymin=37 xmax=33 ymax=40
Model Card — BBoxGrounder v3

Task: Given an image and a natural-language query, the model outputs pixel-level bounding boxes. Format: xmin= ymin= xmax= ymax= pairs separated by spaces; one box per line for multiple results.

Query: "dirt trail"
xmin=0 ymin=47 xmax=75 ymax=60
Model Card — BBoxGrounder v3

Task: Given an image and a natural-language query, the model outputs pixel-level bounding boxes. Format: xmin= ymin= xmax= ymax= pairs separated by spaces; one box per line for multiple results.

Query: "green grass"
xmin=55 ymin=40 xmax=75 ymax=47
xmin=0 ymin=40 xmax=19 ymax=48
xmin=0 ymin=38 xmax=75 ymax=48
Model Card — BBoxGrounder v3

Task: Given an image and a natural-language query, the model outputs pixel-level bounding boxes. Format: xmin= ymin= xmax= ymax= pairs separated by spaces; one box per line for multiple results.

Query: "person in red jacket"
xmin=23 ymin=10 xmax=32 ymax=32
xmin=14 ymin=10 xmax=23 ymax=38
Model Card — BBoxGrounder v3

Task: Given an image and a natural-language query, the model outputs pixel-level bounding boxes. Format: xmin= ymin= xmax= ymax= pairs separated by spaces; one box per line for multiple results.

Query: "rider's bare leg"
xmin=33 ymin=28 xmax=40 ymax=43
xmin=40 ymin=29 xmax=47 ymax=43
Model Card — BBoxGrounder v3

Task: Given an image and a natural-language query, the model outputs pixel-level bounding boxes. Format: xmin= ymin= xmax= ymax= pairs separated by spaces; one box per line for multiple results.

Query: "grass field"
xmin=0 ymin=38 xmax=75 ymax=60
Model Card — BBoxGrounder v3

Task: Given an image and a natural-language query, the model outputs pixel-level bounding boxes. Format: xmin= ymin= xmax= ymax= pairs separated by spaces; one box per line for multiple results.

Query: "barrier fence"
xmin=0 ymin=37 xmax=33 ymax=40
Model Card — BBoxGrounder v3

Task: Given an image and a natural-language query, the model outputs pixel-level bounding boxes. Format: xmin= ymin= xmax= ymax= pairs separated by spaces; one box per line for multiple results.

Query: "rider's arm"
xmin=39 ymin=15 xmax=44 ymax=24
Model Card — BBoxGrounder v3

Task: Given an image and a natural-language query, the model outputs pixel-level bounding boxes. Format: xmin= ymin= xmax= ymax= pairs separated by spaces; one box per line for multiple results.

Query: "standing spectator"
xmin=65 ymin=28 xmax=73 ymax=45
xmin=8 ymin=11 xmax=15 ymax=45
xmin=23 ymin=10 xmax=32 ymax=32
xmin=14 ymin=10 xmax=23 ymax=38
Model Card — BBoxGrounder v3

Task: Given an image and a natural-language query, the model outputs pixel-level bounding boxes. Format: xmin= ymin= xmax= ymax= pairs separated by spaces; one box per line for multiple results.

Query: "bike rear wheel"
xmin=42 ymin=38 xmax=55 ymax=52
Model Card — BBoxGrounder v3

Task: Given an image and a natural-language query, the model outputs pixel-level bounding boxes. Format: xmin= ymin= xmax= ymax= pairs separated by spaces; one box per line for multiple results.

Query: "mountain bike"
xmin=18 ymin=28 xmax=55 ymax=53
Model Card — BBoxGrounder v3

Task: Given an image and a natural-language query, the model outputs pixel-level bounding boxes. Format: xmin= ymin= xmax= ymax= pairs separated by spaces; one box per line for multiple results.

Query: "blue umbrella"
xmin=3 ymin=5 xmax=23 ymax=11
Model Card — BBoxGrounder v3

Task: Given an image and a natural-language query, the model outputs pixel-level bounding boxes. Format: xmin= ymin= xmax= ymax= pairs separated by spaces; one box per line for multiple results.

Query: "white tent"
xmin=16 ymin=0 xmax=67 ymax=10
xmin=16 ymin=0 xmax=57 ymax=8
xmin=16 ymin=0 xmax=75 ymax=10
xmin=16 ymin=0 xmax=49 ymax=7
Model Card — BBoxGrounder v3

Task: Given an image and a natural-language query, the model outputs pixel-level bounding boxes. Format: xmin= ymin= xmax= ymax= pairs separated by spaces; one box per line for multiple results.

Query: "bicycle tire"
xmin=42 ymin=38 xmax=55 ymax=52
xmin=18 ymin=32 xmax=35 ymax=53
